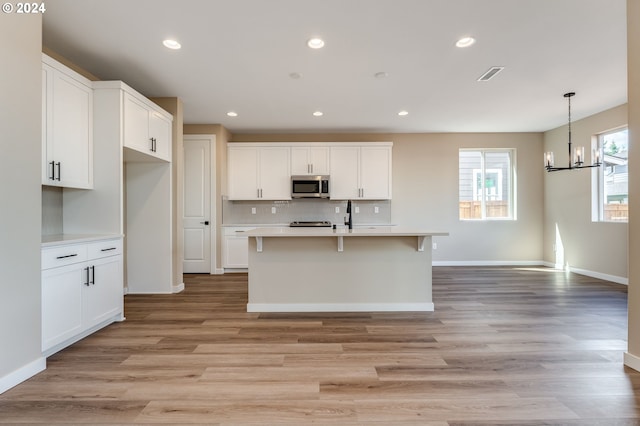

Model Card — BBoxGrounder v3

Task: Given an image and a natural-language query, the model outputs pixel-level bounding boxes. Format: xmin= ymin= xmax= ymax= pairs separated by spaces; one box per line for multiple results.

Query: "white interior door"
xmin=183 ymin=135 xmax=213 ymax=273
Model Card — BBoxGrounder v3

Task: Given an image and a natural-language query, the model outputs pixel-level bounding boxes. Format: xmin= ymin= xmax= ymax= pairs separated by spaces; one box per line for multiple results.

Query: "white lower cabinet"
xmin=42 ymin=263 xmax=84 ymax=351
xmin=82 ymin=254 xmax=122 ymax=330
xmin=222 ymin=227 xmax=255 ymax=269
xmin=41 ymin=237 xmax=123 ymax=355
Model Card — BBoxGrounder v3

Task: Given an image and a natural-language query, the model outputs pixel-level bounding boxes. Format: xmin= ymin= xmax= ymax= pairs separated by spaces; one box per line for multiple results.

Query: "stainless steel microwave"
xmin=291 ymin=175 xmax=330 ymax=198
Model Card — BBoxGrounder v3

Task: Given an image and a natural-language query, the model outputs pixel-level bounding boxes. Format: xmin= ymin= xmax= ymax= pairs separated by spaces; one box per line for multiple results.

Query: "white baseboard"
xmin=212 ymin=268 xmax=225 ymax=275
xmin=433 ymin=261 xmax=628 ymax=285
xmin=247 ymin=302 xmax=434 ymax=313
xmin=624 ymin=352 xmax=640 ymax=372
xmin=172 ymin=282 xmax=185 ymax=293
xmin=566 ymin=266 xmax=628 ymax=285
xmin=224 ymin=268 xmax=248 ymax=273
xmin=0 ymin=357 xmax=46 ymax=394
xmin=541 ymin=262 xmax=628 ymax=285
xmin=433 ymin=260 xmax=543 ymax=267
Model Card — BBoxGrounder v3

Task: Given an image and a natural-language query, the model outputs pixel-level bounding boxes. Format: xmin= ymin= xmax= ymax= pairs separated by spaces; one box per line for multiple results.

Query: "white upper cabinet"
xmin=227 ymin=142 xmax=390 ymax=201
xmin=227 ymin=146 xmax=259 ymax=200
xmin=227 ymin=145 xmax=291 ymax=200
xmin=123 ymin=92 xmax=172 ymax=162
xmin=291 ymin=146 xmax=330 ymax=175
xmin=329 ymin=146 xmax=360 ymax=200
xmin=360 ymin=146 xmax=392 ymax=199
xmin=42 ymin=54 xmax=93 ymax=189
xmin=330 ymin=144 xmax=392 ymax=200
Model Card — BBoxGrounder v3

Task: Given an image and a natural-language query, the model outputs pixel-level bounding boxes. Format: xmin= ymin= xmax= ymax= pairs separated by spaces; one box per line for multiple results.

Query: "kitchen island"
xmin=245 ymin=227 xmax=448 ymax=312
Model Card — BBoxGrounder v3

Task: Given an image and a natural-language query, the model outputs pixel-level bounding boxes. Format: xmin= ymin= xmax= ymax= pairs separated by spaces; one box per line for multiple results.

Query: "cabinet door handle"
xmin=101 ymin=247 xmax=117 ymax=252
xmin=56 ymin=253 xmax=78 ymax=259
xmin=90 ymin=265 xmax=95 ymax=285
xmin=153 ymin=138 xmax=157 ymax=152
xmin=55 ymin=162 xmax=61 ymax=181
xmin=49 ymin=161 xmax=55 ymax=180
xmin=84 ymin=267 xmax=90 ymax=286
xmin=310 ymin=164 xmax=313 ymax=174
xmin=200 ymin=221 xmax=210 ymax=225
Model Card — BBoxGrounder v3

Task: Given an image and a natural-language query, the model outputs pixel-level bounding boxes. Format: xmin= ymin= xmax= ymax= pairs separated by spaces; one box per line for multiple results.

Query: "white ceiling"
xmin=42 ymin=0 xmax=628 ymax=134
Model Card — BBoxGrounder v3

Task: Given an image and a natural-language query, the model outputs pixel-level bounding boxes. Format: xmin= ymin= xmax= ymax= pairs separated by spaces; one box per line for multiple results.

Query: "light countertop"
xmin=246 ymin=227 xmax=448 ymax=238
xmin=42 ymin=234 xmax=123 ymax=248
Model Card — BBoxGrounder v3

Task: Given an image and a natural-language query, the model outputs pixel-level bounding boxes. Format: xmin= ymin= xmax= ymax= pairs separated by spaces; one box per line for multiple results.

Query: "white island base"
xmin=246 ymin=228 xmax=447 ymax=312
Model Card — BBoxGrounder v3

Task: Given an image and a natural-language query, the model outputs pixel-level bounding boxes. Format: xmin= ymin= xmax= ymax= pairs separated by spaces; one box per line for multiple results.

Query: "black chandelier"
xmin=544 ymin=92 xmax=602 ymax=172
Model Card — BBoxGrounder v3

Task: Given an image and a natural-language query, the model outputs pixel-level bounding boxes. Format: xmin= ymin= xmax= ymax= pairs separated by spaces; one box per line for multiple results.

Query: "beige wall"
xmin=0 ymin=14 xmax=44 ymax=386
xmin=231 ymin=132 xmax=544 ymax=263
xmin=626 ymin=0 xmax=640 ymax=365
xmin=543 ymin=104 xmax=628 ymax=281
xmin=152 ymin=98 xmax=184 ymax=288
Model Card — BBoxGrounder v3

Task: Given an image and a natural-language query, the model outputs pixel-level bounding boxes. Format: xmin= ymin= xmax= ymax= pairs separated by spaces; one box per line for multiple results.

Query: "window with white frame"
xmin=459 ymin=149 xmax=515 ymax=220
xmin=594 ymin=127 xmax=628 ymax=222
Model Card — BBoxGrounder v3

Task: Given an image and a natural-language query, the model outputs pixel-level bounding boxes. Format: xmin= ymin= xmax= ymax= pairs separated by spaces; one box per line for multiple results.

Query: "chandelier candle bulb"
xmin=574 ymin=146 xmax=584 ymax=165
xmin=545 ymin=152 xmax=554 ymax=168
xmin=594 ymin=148 xmax=602 ymax=165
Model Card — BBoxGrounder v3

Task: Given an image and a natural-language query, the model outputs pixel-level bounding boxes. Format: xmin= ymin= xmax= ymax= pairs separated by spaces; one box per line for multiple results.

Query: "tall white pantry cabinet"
xmin=42 ymin=55 xmax=175 ymax=356
xmin=88 ymin=80 xmax=174 ymax=294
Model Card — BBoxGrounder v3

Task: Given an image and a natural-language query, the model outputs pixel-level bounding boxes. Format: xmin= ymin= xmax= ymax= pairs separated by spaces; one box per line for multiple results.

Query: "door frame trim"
xmin=183 ymin=134 xmax=217 ymax=274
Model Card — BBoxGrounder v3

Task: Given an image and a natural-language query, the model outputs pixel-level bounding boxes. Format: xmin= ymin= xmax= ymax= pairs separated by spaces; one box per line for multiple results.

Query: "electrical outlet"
xmin=271 ymin=207 xmax=276 ymax=214
xmin=355 ymin=206 xmax=360 ymax=214
xmin=335 ymin=207 xmax=340 ymax=213
xmin=432 ymin=243 xmax=437 ymax=250
xmin=251 ymin=207 xmax=256 ymax=214
xmin=374 ymin=206 xmax=379 ymax=214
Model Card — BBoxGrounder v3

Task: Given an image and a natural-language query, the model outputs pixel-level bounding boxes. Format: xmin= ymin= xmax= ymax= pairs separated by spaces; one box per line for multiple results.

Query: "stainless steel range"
xmin=289 ymin=220 xmax=332 ymax=228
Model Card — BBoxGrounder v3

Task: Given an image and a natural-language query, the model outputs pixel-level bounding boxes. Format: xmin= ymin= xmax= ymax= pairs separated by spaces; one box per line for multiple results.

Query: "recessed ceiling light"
xmin=398 ymin=110 xmax=409 ymax=116
xmin=374 ymin=71 xmax=389 ymax=79
xmin=289 ymin=72 xmax=302 ymax=79
xmin=313 ymin=111 xmax=324 ymax=117
xmin=455 ymin=36 xmax=475 ymax=48
xmin=162 ymin=39 xmax=181 ymax=50
xmin=307 ymin=38 xmax=325 ymax=49
xmin=226 ymin=111 xmax=238 ymax=117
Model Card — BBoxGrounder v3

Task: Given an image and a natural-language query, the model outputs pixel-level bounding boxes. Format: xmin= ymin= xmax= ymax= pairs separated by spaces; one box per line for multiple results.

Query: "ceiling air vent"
xmin=477 ymin=66 xmax=504 ymax=82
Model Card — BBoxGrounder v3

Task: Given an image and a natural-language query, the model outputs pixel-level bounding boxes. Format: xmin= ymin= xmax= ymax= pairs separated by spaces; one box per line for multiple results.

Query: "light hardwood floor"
xmin=1 ymin=267 xmax=639 ymax=425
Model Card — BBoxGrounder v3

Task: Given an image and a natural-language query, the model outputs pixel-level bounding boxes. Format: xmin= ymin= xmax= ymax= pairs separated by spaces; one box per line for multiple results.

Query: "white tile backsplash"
xmin=222 ymin=197 xmax=391 ymax=225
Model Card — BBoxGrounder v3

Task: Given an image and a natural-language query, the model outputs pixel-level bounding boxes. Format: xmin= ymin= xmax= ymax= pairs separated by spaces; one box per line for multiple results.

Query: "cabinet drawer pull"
xmin=56 ymin=253 xmax=78 ymax=259
xmin=100 ymin=247 xmax=117 ymax=252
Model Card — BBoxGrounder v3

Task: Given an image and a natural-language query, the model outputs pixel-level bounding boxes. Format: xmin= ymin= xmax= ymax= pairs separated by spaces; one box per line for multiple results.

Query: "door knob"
xmin=201 ymin=221 xmax=210 ymax=225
